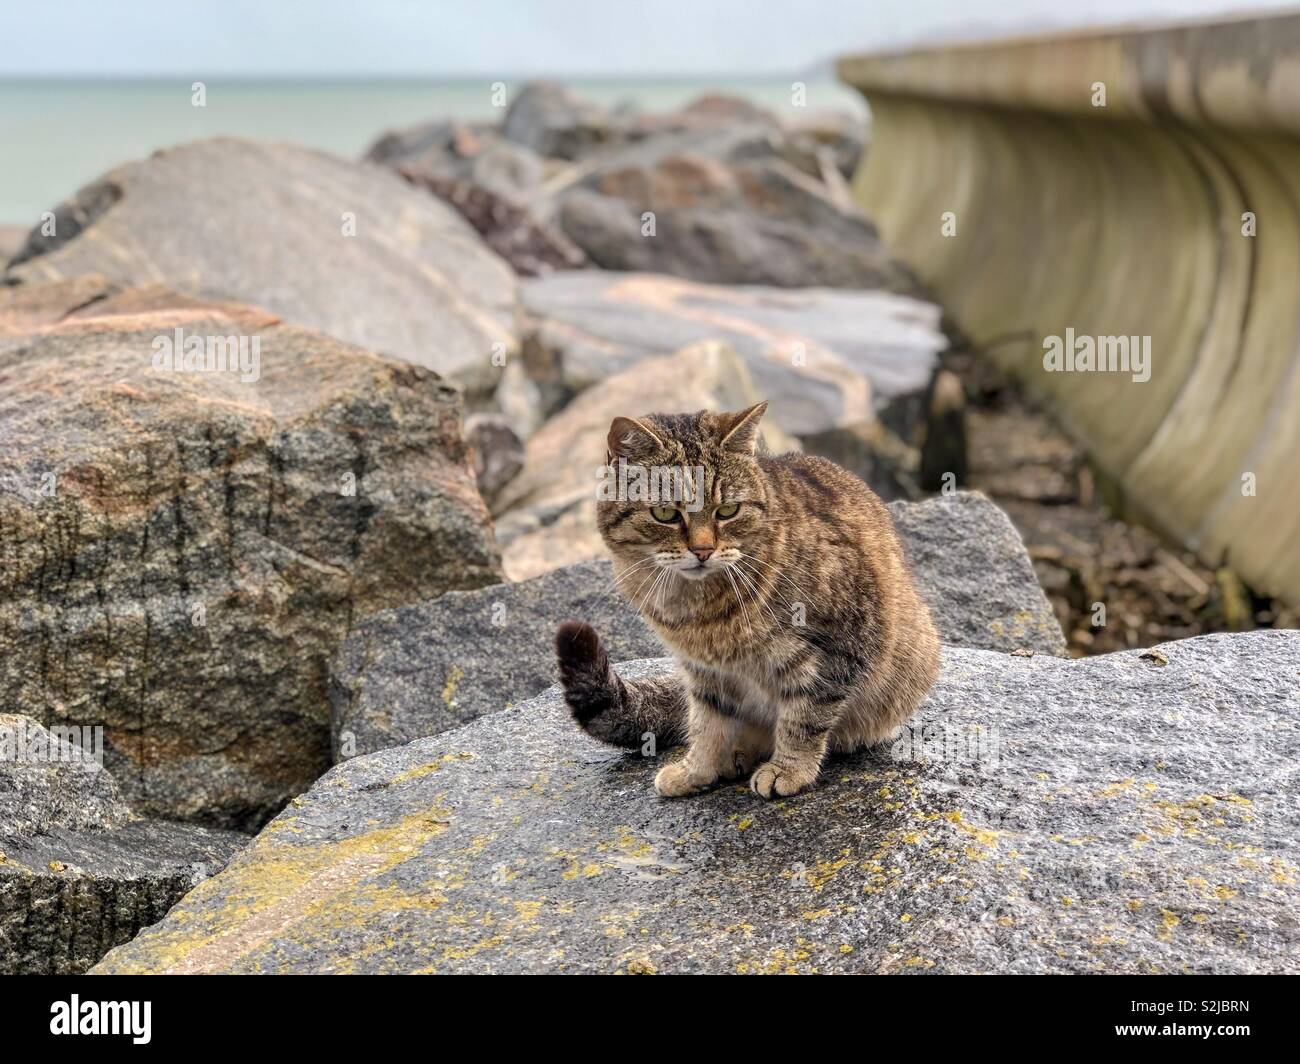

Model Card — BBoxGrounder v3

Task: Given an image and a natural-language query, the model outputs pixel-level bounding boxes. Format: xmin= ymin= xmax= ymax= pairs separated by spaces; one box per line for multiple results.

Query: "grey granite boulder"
xmin=96 ymin=631 xmax=1300 ymax=974
xmin=1 ymin=715 xmax=245 ymax=974
xmin=890 ymin=492 xmax=1067 ymax=656
xmin=5 ymin=138 xmax=518 ymax=397
xmin=365 ymin=120 xmax=546 ymax=204
xmin=397 ymin=167 xmax=587 ymax=277
xmin=330 ymin=558 xmax=663 ymax=759
xmin=330 ymin=492 xmax=1064 ymax=759
xmin=502 ymin=81 xmax=620 ymax=161
xmin=0 ymin=279 xmax=501 ymax=829
xmin=552 ymin=145 xmax=914 ymax=291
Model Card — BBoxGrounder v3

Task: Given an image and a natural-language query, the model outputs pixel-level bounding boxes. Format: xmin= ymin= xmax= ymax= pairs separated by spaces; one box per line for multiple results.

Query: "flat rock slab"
xmin=95 ymin=631 xmax=1300 ymax=974
xmin=4 ymin=137 xmax=518 ymax=396
xmin=1 ymin=715 xmax=246 ymax=974
xmin=0 ymin=279 xmax=500 ymax=828
xmin=332 ymin=492 xmax=1064 ymax=758
xmin=1 ymin=818 xmax=246 ymax=975
xmin=522 ymin=270 xmax=946 ymax=434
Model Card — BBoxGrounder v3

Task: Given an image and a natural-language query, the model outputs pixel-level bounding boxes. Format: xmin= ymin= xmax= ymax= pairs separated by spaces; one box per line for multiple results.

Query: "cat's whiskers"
xmin=732 ymin=558 xmax=784 ymax=610
xmin=738 ymin=551 xmax=816 ymax=603
xmin=730 ymin=559 xmax=781 ymax=626
xmin=732 ymin=555 xmax=788 ymax=607
xmin=722 ymin=564 xmax=754 ymax=638
xmin=655 ymin=565 xmax=676 ymax=614
xmin=631 ymin=568 xmax=663 ymax=616
xmin=625 ymin=563 xmax=664 ymax=614
xmin=605 ymin=554 xmax=658 ymax=597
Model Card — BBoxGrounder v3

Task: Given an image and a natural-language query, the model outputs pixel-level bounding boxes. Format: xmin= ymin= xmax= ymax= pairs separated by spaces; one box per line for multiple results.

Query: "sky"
xmin=1 ymin=0 xmax=1295 ymax=78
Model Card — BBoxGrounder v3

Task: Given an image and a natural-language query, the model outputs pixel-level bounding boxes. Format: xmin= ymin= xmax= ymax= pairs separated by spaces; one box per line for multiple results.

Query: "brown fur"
xmin=555 ymin=402 xmax=940 ymax=799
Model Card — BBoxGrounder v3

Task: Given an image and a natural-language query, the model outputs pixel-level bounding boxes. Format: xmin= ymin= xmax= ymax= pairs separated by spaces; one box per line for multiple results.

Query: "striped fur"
xmin=556 ymin=402 xmax=940 ymax=799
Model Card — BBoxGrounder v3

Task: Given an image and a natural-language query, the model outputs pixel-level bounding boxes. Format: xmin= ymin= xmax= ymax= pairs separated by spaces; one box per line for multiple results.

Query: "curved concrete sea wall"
xmin=839 ymin=14 xmax=1300 ymax=603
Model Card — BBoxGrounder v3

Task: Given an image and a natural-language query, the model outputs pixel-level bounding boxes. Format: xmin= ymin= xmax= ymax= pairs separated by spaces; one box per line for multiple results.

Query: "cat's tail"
xmin=555 ymin=621 xmax=687 ymax=749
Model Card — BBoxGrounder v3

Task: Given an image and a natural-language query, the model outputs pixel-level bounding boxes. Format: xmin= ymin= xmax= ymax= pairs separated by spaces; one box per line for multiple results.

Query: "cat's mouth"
xmin=671 ymin=557 xmax=729 ymax=581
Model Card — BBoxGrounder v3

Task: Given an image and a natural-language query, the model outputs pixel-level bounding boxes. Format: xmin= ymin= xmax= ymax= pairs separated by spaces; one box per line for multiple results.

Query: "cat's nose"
xmin=690 ymin=547 xmax=714 ymax=563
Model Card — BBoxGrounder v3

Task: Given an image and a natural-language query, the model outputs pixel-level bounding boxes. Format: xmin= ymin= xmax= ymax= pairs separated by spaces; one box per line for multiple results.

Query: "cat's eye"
xmin=716 ymin=502 xmax=740 ymax=520
xmin=650 ymin=505 xmax=680 ymax=523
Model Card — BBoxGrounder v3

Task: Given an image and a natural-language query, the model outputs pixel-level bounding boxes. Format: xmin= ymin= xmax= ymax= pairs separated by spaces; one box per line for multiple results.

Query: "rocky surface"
xmin=945 ymin=346 xmax=1300 ymax=655
xmin=365 ymin=83 xmax=894 ymax=291
xmin=519 ymin=270 xmax=945 ymax=436
xmin=492 ymin=340 xmax=796 ymax=579
xmin=501 ymin=82 xmax=621 ymax=161
xmin=4 ymin=138 xmax=519 ymax=397
xmin=0 ymin=279 xmax=501 ymax=828
xmin=891 ymin=493 xmax=1067 ymax=656
xmin=96 ymin=630 xmax=1300 ymax=974
xmin=463 ymin=412 xmax=525 ymax=507
xmin=366 ymin=120 xmax=545 ymax=204
xmin=330 ymin=558 xmax=663 ymax=758
xmin=554 ymin=146 xmax=911 ymax=290
xmin=331 ymin=491 xmax=1063 ymax=758
xmin=396 ymin=166 xmax=586 ymax=277
xmin=1 ymin=715 xmax=246 ymax=974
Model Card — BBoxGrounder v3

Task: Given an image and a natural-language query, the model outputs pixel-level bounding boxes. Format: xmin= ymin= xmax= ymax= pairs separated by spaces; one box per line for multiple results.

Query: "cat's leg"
xmin=654 ymin=695 xmax=740 ymax=797
xmin=749 ymin=700 xmax=842 ymax=799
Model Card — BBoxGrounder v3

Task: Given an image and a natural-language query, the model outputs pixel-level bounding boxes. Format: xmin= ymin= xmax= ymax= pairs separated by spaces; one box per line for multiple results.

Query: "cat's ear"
xmin=715 ymin=401 xmax=768 ymax=454
xmin=607 ymin=416 xmax=666 ymax=464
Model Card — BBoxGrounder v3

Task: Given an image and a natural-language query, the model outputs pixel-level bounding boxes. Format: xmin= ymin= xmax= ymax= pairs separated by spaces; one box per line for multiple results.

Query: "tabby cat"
xmin=555 ymin=401 xmax=940 ymax=799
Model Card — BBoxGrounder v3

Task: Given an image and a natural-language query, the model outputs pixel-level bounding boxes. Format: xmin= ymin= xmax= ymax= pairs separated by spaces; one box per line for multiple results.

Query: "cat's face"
xmin=596 ymin=403 xmax=771 ymax=591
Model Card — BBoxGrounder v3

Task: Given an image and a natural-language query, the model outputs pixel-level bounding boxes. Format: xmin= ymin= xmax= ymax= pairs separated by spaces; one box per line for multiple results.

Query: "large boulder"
xmin=520 ymin=270 xmax=946 ymax=433
xmin=501 ymin=82 xmax=620 ymax=161
xmin=1 ymin=715 xmax=246 ymax=974
xmin=396 ymin=166 xmax=586 ymax=278
xmin=95 ymin=631 xmax=1300 ymax=974
xmin=552 ymin=139 xmax=913 ymax=290
xmin=4 ymin=138 xmax=518 ymax=397
xmin=0 ymin=279 xmax=501 ymax=828
xmin=331 ymin=492 xmax=1064 ymax=758
xmin=330 ymin=558 xmax=664 ymax=759
xmin=892 ymin=492 xmax=1067 ymax=656
xmin=365 ymin=121 xmax=546 ymax=204
xmin=491 ymin=340 xmax=795 ymax=579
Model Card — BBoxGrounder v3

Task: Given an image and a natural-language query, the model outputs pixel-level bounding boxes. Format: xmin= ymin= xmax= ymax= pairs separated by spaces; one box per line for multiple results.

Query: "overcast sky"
xmin=1 ymin=0 xmax=1293 ymax=77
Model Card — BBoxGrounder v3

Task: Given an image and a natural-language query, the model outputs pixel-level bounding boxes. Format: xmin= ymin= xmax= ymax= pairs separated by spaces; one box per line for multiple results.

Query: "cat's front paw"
xmin=654 ymin=761 xmax=714 ymax=798
xmin=749 ymin=761 xmax=817 ymax=799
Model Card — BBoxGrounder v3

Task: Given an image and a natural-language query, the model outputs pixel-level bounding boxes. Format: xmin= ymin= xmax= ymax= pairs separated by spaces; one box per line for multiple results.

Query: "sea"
xmin=0 ymin=77 xmax=866 ymax=226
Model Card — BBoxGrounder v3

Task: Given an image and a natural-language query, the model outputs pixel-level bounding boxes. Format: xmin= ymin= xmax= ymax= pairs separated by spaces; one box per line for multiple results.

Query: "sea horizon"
xmin=0 ymin=75 xmax=865 ymax=227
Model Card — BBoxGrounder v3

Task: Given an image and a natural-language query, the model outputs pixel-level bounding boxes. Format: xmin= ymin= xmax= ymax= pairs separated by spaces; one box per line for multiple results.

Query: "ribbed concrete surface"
xmin=839 ymin=13 xmax=1300 ymax=603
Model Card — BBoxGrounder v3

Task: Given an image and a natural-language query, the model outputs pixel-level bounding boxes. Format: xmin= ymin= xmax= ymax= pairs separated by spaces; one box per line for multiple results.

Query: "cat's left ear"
xmin=716 ymin=401 xmax=768 ymax=454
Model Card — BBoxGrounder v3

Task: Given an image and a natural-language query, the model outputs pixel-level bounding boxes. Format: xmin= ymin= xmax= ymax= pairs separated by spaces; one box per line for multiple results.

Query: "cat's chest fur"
xmin=675 ymin=653 xmax=782 ymax=725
